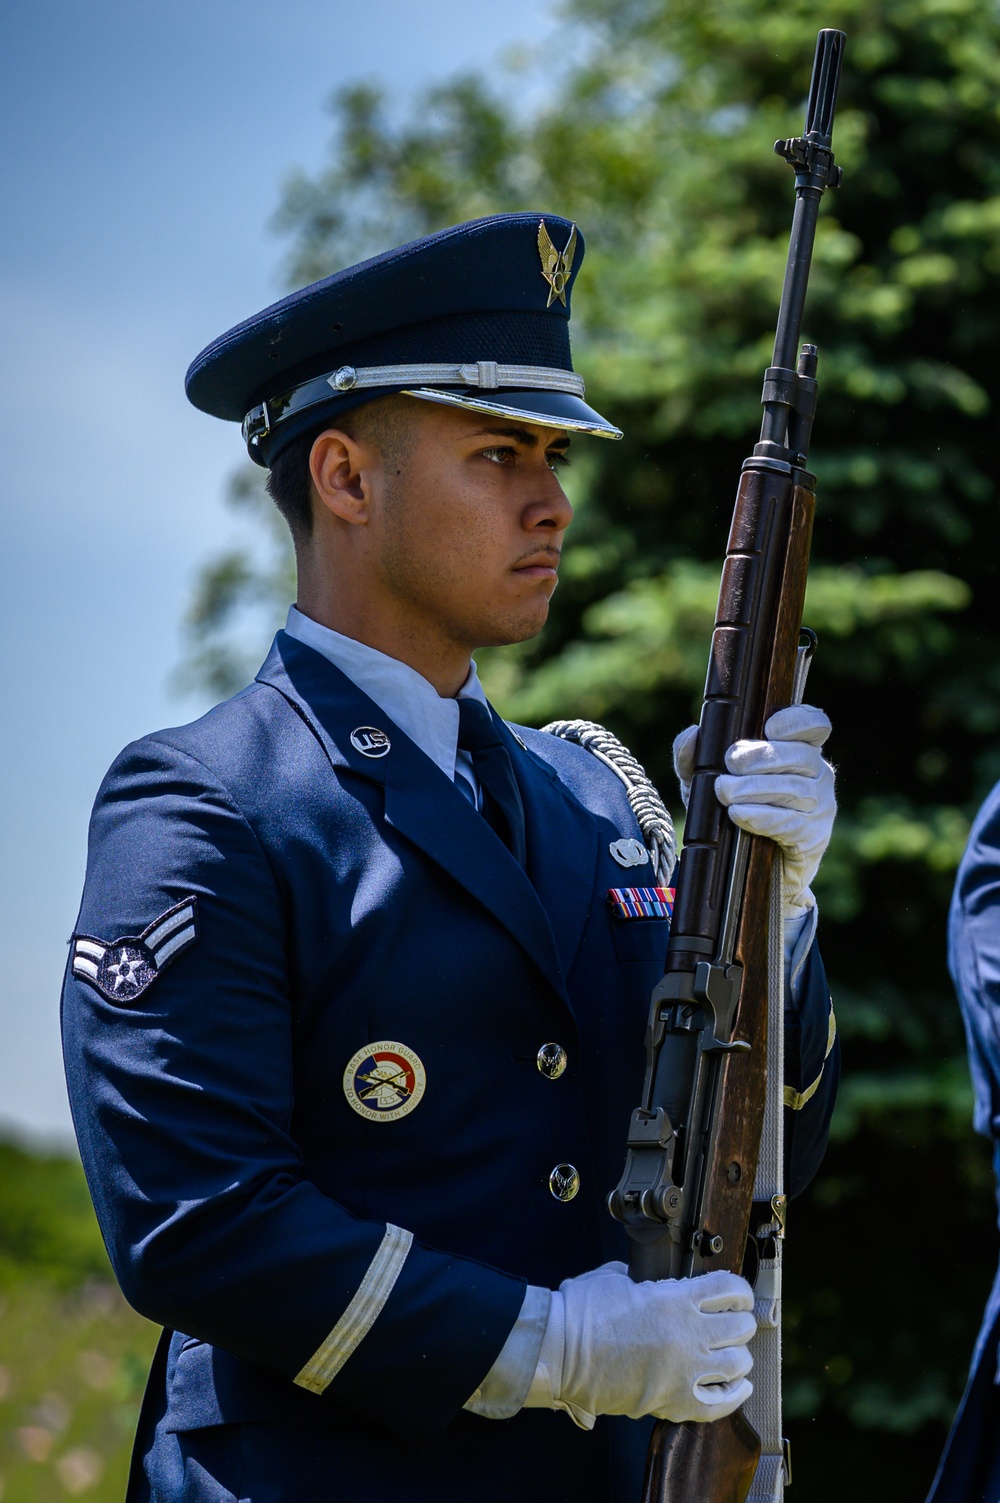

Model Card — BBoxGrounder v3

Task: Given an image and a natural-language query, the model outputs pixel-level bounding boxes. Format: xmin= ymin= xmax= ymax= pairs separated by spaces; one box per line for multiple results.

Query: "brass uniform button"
xmin=536 ymin=1043 xmax=568 ymax=1080
xmin=549 ymin=1163 xmax=580 ymax=1202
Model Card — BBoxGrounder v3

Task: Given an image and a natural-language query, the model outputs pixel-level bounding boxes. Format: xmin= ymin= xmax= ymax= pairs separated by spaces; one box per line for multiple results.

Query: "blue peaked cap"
xmin=185 ymin=212 xmax=622 ymax=466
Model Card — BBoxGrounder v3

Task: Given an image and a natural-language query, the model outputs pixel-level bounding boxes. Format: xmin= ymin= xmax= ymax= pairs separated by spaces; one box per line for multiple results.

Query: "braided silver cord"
xmin=542 ymin=719 xmax=677 ymax=885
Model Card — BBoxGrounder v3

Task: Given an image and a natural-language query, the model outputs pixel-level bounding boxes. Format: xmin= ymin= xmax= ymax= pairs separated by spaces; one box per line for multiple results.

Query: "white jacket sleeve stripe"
xmin=294 ymin=1223 xmax=414 ymax=1394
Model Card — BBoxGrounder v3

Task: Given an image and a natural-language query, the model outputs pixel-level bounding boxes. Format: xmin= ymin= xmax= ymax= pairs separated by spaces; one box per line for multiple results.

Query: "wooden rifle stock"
xmin=608 ymin=27 xmax=845 ymax=1503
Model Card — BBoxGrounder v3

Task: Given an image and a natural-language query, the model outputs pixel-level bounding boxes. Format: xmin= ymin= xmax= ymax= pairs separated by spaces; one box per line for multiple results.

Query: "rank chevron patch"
xmin=72 ymin=897 xmax=200 ymax=1003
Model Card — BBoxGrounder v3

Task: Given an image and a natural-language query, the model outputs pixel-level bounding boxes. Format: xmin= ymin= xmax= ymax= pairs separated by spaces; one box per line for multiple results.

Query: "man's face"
xmin=363 ymin=401 xmax=574 ymax=654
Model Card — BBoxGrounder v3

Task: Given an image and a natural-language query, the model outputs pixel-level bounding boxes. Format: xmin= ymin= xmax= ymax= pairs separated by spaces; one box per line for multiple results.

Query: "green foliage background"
xmin=175 ymin=0 xmax=1000 ymax=1495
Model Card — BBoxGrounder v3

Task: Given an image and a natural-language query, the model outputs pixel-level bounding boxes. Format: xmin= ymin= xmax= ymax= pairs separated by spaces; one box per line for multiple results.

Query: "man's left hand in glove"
xmin=672 ymin=704 xmax=836 ymax=919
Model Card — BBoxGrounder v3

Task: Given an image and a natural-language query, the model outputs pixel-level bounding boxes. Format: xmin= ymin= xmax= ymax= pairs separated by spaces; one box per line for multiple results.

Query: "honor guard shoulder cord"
xmin=542 ymin=719 xmax=677 ymax=887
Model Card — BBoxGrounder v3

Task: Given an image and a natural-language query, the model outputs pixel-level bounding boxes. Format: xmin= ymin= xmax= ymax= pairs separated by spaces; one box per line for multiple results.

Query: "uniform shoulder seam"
xmin=136 ymin=731 xmax=282 ymax=895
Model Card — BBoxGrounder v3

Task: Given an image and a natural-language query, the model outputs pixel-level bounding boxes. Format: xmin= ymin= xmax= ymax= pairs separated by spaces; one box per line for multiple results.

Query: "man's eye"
xmin=547 ymin=451 xmax=571 ymax=470
xmin=480 ymin=447 xmax=515 ymax=464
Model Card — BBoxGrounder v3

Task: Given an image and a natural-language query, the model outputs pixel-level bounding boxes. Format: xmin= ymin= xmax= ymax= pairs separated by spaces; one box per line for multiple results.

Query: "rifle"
xmin=608 ymin=29 xmax=846 ymax=1503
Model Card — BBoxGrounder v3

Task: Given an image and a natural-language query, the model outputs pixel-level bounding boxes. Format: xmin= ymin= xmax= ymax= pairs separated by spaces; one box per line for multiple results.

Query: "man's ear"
xmin=309 ymin=428 xmax=374 ymax=525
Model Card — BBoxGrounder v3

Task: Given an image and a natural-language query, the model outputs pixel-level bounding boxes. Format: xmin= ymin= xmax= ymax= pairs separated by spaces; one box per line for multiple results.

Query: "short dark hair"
xmin=265 ymin=394 xmax=419 ymax=544
xmin=265 ymin=426 xmax=320 ymax=542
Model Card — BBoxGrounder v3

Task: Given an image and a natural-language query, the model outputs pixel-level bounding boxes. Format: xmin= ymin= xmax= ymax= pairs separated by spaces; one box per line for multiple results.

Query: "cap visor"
xmin=401 ymin=386 xmax=622 ymax=439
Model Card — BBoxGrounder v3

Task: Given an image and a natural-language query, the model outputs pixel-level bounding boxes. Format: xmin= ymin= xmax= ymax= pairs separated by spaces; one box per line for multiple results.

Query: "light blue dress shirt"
xmin=285 ymin=605 xmax=488 ymax=802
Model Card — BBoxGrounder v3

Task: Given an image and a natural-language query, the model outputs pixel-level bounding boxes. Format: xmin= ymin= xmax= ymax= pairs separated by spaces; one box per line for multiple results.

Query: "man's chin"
xmin=473 ymin=603 xmax=551 ymax=650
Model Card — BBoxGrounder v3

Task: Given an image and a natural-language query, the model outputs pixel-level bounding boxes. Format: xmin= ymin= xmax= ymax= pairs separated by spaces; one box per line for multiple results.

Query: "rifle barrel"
xmin=768 ymin=28 xmax=845 ymax=415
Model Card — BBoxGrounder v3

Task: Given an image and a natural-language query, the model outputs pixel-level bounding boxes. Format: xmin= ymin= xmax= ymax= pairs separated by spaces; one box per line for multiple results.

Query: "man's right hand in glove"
xmin=522 ymin=1263 xmax=755 ymax=1430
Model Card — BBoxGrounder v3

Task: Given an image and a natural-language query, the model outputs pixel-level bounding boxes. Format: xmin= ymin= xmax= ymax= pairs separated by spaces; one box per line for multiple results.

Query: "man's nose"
xmin=527 ymin=473 xmax=574 ymax=533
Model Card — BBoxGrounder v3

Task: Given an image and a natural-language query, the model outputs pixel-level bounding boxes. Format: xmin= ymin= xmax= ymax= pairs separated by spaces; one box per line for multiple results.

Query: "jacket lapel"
xmin=256 ymin=634 xmax=569 ymax=1004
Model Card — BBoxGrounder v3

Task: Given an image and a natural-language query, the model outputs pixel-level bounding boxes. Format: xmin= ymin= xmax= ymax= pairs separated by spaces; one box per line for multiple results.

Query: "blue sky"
xmin=1 ymin=0 xmax=560 ymax=1142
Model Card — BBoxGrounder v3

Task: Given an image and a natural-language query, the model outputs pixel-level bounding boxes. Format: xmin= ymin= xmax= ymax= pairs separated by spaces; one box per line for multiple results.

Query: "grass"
xmin=0 ymin=1141 xmax=158 ymax=1501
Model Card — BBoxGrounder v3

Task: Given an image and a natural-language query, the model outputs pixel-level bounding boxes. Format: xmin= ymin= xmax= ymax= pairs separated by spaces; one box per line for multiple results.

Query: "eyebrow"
xmin=471 ymin=425 xmax=571 ymax=449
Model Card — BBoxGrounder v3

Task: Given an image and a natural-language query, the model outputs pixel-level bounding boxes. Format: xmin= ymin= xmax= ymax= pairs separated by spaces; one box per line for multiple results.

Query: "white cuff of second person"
xmin=785 ymin=900 xmax=818 ymax=1002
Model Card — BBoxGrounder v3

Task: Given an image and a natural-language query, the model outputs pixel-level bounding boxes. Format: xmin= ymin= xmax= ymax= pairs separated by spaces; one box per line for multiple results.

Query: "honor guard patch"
xmin=607 ymin=887 xmax=675 ymax=921
xmin=71 ymin=897 xmax=200 ymax=1003
xmin=343 ymin=1042 xmax=426 ymax=1123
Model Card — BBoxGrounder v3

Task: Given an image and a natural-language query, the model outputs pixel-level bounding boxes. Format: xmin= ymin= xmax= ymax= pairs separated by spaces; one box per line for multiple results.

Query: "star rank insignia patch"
xmin=343 ymin=1042 xmax=426 ymax=1123
xmin=71 ymin=897 xmax=200 ymax=1003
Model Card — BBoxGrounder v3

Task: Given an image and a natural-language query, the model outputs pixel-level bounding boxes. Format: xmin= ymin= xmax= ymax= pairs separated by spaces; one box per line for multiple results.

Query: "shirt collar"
xmin=284 ymin=605 xmax=488 ymax=784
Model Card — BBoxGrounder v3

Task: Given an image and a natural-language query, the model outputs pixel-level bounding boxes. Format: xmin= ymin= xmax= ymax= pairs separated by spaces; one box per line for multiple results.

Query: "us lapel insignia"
xmin=607 ymin=887 xmax=675 ymax=921
xmin=71 ymin=896 xmax=200 ymax=1003
xmin=343 ymin=1042 xmax=426 ymax=1123
xmin=350 ymin=726 xmax=391 ymax=758
xmin=610 ymin=837 xmax=649 ymax=869
xmin=537 ymin=219 xmax=578 ymax=308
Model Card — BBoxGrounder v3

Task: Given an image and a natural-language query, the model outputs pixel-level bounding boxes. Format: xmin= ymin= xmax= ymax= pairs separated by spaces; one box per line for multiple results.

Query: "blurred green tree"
xmin=178 ymin=1 xmax=1000 ymax=1495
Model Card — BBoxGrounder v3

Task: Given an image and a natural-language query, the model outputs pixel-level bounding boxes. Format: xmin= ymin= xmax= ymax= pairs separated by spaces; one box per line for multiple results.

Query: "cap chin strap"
xmin=242 ymin=360 xmax=587 ymax=448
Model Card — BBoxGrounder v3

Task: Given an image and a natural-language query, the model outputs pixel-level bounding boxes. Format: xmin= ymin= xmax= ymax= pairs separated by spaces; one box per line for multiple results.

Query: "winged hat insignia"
xmin=537 ymin=219 xmax=578 ymax=308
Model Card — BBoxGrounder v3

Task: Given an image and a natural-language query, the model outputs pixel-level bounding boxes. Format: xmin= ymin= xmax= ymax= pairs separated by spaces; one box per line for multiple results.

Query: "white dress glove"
xmin=523 ymin=1262 xmax=755 ymax=1430
xmin=673 ymin=705 xmax=836 ymax=918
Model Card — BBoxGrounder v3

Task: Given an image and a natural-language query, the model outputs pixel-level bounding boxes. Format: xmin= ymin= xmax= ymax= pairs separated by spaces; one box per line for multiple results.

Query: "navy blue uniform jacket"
xmin=61 ymin=632 xmax=838 ymax=1501
xmin=928 ymin=780 xmax=1000 ymax=1503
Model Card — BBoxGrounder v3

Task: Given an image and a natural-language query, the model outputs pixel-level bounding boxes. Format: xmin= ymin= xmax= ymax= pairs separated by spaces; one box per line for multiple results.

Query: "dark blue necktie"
xmin=457 ymin=699 xmax=527 ymax=869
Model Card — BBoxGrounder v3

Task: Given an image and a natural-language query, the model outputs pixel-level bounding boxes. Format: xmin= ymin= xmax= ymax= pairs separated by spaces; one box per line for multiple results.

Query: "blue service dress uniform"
xmin=927 ymin=781 xmax=1000 ymax=1503
xmin=61 ymin=630 xmax=838 ymax=1502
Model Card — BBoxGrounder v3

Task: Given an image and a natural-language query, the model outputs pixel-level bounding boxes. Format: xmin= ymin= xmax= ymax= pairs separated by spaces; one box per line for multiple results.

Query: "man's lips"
xmin=512 ymin=553 xmax=561 ymax=580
